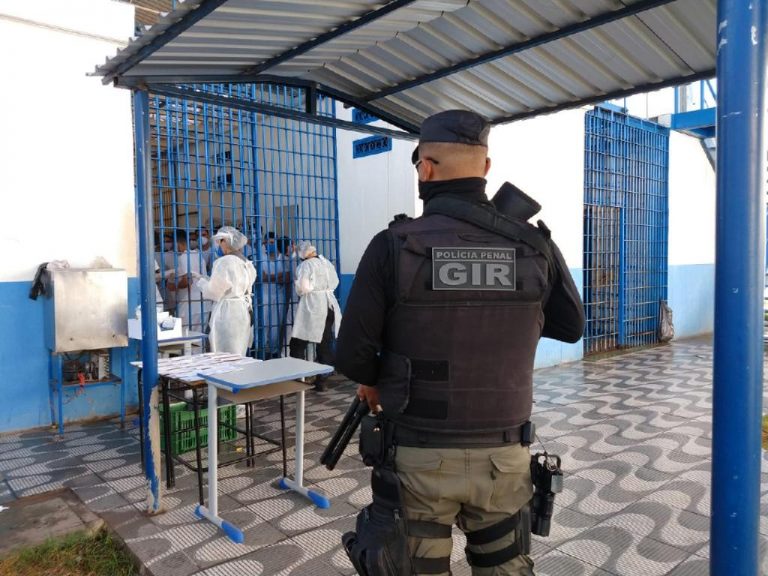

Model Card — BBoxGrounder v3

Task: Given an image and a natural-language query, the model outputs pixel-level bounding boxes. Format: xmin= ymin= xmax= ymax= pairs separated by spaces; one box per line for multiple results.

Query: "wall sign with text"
xmin=352 ymin=108 xmax=379 ymax=124
xmin=353 ymin=135 xmax=392 ymax=159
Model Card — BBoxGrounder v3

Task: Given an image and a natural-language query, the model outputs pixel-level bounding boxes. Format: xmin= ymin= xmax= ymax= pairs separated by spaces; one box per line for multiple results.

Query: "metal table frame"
xmin=49 ymin=347 xmax=128 ymax=435
xmin=134 ymin=353 xmax=287 ymax=505
xmin=156 ymin=375 xmax=288 ymax=504
xmin=196 ymin=357 xmax=333 ymax=543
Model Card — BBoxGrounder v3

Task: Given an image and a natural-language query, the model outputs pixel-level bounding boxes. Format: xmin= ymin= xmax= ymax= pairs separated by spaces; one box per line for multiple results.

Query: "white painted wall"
xmin=335 ymin=106 xmax=587 ymax=276
xmin=336 ymin=97 xmax=714 ymax=277
xmin=668 ymin=132 xmax=716 ymax=265
xmin=335 ymin=105 xmax=417 ymax=275
xmin=0 ymin=0 xmax=136 ymax=281
xmin=487 ymin=109 xmax=587 ymax=269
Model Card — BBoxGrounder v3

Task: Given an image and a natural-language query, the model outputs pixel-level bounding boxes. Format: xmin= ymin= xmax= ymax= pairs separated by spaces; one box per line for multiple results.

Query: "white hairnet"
xmin=297 ymin=241 xmax=317 ymax=259
xmin=213 ymin=226 xmax=248 ymax=251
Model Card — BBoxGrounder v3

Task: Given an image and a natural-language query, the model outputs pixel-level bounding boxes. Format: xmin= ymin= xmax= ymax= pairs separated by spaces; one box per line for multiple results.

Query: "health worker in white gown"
xmin=196 ymin=226 xmax=257 ymax=356
xmin=289 ymin=241 xmax=341 ymax=391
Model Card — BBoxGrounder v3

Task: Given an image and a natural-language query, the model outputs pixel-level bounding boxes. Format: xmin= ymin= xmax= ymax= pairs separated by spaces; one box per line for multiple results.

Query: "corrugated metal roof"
xmin=96 ymin=0 xmax=716 ymax=131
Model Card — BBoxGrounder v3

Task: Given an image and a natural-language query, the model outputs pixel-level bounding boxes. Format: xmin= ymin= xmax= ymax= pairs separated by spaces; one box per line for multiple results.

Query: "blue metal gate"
xmin=149 ymin=84 xmax=339 ymax=359
xmin=583 ymin=107 xmax=669 ymax=354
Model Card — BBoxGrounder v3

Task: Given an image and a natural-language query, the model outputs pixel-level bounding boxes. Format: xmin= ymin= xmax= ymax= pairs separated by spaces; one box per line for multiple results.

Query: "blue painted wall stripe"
xmin=0 ymin=278 xmax=140 ymax=434
xmin=668 ymin=264 xmax=715 ymax=338
xmin=340 ymin=263 xmax=713 ymax=369
xmin=0 ymin=264 xmax=712 ymax=433
xmin=339 ymin=273 xmax=355 ymax=311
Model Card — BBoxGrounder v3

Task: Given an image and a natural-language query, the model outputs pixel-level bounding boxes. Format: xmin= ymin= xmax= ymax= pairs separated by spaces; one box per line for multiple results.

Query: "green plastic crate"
xmin=160 ymin=402 xmax=237 ymax=455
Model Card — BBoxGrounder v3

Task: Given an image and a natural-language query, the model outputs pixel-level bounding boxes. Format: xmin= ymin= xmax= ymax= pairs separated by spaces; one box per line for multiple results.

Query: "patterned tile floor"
xmin=1 ymin=337 xmax=767 ymax=575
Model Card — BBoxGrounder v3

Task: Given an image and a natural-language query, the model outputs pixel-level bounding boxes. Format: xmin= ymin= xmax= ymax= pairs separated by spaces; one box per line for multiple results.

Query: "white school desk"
xmin=196 ymin=356 xmax=334 ymax=542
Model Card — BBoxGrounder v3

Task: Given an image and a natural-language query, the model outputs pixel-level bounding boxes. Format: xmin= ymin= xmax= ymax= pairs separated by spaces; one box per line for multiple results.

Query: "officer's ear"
xmin=484 ymin=157 xmax=491 ymax=176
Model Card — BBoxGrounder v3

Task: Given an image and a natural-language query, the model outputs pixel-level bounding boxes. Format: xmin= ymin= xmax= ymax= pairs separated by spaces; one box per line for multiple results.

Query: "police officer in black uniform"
xmin=337 ymin=110 xmax=585 ymax=576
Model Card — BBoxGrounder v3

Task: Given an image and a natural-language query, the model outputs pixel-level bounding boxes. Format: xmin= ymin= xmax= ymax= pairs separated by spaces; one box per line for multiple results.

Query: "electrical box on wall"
xmin=43 ymin=268 xmax=129 ymax=353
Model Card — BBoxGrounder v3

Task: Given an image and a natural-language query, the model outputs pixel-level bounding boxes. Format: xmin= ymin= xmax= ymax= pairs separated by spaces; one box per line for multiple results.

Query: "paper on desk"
xmin=132 ymin=352 xmax=257 ymax=379
xmin=232 ymin=358 xmax=260 ymax=366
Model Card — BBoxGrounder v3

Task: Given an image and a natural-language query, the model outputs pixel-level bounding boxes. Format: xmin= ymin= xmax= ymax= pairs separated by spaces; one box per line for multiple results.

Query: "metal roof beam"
xmin=145 ymin=84 xmax=419 ymax=140
xmin=489 ymin=69 xmax=715 ymax=125
xmin=117 ymin=74 xmax=420 ymax=133
xmin=102 ymin=0 xmax=229 ymax=85
xmin=239 ymin=0 xmax=419 ymax=77
xmin=366 ymin=0 xmax=678 ymax=101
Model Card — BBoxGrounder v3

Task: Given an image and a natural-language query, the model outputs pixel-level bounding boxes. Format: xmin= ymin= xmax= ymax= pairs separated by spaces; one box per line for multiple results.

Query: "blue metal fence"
xmin=149 ymin=84 xmax=339 ymax=359
xmin=583 ymin=107 xmax=670 ymax=354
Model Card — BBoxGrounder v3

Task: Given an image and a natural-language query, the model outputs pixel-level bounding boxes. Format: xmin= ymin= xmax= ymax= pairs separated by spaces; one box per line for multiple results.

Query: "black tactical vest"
xmin=378 ymin=209 xmax=551 ymax=437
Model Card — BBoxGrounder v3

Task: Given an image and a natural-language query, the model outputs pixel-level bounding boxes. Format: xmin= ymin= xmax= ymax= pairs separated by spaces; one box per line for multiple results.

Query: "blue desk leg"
xmin=195 ymin=382 xmax=244 ymax=544
xmin=278 ymin=389 xmax=330 ymax=509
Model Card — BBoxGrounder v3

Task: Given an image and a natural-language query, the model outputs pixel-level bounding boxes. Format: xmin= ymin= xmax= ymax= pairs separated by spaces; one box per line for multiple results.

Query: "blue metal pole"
xmin=133 ymin=90 xmax=162 ymax=513
xmin=330 ymin=97 xmax=342 ymax=288
xmin=711 ymin=1 xmax=767 ymax=574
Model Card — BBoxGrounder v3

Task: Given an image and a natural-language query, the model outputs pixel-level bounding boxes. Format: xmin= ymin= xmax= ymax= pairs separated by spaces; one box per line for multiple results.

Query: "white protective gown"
xmin=290 ymin=255 xmax=342 ymax=343
xmin=198 ymin=254 xmax=257 ymax=355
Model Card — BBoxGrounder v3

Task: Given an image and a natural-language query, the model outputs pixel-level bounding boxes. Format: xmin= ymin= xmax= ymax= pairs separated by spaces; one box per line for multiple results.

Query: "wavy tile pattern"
xmin=1 ymin=337 xmax=765 ymax=575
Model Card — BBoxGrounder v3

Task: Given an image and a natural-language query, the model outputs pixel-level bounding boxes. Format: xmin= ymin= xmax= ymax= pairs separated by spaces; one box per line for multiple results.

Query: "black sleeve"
xmin=541 ymin=239 xmax=586 ymax=343
xmin=336 ymin=230 xmax=393 ymax=385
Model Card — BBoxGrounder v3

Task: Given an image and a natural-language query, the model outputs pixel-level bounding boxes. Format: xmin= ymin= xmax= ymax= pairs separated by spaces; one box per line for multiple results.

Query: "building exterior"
xmin=0 ymin=0 xmax=715 ymax=433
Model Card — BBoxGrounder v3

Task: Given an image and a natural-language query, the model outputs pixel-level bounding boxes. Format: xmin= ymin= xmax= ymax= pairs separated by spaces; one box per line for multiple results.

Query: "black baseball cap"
xmin=411 ymin=109 xmax=490 ymax=164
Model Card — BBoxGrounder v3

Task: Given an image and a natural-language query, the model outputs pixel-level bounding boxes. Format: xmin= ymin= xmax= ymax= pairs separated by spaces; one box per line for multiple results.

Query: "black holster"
xmin=359 ymin=413 xmax=395 ymax=467
xmin=342 ymin=467 xmax=413 ymax=576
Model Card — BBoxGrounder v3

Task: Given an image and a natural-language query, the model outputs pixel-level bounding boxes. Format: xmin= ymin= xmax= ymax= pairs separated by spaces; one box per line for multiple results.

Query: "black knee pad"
xmin=342 ymin=502 xmax=411 ymax=576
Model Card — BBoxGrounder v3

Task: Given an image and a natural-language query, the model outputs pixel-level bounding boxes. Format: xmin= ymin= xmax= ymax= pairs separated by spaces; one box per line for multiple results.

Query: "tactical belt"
xmin=394 ymin=425 xmax=523 ymax=448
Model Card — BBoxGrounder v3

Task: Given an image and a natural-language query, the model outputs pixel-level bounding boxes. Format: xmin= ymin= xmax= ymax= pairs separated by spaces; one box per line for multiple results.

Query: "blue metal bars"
xmin=710 ymin=1 xmax=767 ymax=574
xmin=583 ymin=108 xmax=670 ymax=354
xmin=148 ymin=83 xmax=339 ymax=359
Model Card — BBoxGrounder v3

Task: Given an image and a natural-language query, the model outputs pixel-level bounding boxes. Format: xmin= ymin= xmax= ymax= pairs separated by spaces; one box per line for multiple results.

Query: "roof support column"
xmin=133 ymin=89 xmax=162 ymax=513
xmin=711 ymin=1 xmax=767 ymax=574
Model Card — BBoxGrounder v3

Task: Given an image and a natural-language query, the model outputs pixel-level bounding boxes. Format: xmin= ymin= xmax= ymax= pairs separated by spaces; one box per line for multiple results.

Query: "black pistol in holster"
xmin=530 ymin=452 xmax=563 ymax=537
